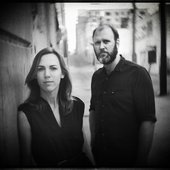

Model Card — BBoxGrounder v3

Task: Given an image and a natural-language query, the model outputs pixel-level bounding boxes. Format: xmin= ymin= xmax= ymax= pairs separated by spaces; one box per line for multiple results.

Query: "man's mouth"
xmin=99 ymin=52 xmax=108 ymax=61
xmin=99 ymin=52 xmax=108 ymax=60
xmin=97 ymin=52 xmax=111 ymax=64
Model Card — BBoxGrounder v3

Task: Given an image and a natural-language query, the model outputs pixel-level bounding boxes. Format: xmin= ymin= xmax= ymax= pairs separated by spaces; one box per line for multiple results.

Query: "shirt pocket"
xmin=106 ymin=88 xmax=132 ymax=105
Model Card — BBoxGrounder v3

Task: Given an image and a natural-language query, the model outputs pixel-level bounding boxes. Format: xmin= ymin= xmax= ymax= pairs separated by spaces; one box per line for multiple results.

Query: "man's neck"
xmin=104 ymin=54 xmax=121 ymax=75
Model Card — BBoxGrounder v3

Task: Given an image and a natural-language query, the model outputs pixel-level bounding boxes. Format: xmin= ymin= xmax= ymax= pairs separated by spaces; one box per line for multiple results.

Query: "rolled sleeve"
xmin=132 ymin=68 xmax=156 ymax=123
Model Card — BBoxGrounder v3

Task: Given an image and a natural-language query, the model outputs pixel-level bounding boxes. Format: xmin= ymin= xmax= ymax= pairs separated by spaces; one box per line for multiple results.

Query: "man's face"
xmin=93 ymin=26 xmax=118 ymax=65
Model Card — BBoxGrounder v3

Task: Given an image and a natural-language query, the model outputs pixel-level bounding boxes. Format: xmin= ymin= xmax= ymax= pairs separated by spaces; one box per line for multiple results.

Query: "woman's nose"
xmin=44 ymin=69 xmax=50 ymax=77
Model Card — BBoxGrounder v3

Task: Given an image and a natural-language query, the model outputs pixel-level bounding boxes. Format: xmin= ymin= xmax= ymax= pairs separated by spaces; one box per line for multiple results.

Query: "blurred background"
xmin=0 ymin=1 xmax=170 ymax=167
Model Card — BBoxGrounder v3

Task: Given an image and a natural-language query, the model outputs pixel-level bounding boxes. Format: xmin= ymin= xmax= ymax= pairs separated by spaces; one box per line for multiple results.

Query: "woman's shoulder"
xmin=72 ymin=96 xmax=85 ymax=112
xmin=72 ymin=96 xmax=85 ymax=108
xmin=72 ymin=96 xmax=85 ymax=118
xmin=18 ymin=102 xmax=29 ymax=111
xmin=18 ymin=102 xmax=36 ymax=114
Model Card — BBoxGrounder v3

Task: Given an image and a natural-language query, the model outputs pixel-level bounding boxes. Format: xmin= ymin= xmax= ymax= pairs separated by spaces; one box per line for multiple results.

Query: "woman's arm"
xmin=17 ymin=111 xmax=35 ymax=166
xmin=82 ymin=127 xmax=95 ymax=166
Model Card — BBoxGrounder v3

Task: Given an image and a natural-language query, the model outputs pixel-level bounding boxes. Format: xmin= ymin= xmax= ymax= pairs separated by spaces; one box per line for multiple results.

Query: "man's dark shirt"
xmin=90 ymin=56 xmax=156 ymax=167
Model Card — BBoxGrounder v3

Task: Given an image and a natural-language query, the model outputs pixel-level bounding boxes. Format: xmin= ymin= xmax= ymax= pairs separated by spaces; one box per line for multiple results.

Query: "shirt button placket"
xmin=102 ymin=91 xmax=106 ymax=108
xmin=100 ymin=77 xmax=108 ymax=146
xmin=101 ymin=77 xmax=109 ymax=153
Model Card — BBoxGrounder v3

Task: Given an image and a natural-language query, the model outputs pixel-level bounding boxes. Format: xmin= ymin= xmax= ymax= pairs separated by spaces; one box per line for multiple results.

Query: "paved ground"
xmin=149 ymin=74 xmax=170 ymax=167
xmin=69 ymin=59 xmax=170 ymax=167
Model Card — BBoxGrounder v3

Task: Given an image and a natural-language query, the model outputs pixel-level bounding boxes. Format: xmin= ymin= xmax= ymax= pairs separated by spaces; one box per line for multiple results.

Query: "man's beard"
xmin=95 ymin=45 xmax=118 ymax=65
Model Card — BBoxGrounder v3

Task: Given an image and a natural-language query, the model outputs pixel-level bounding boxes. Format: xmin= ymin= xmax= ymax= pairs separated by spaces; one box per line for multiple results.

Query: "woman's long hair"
xmin=25 ymin=47 xmax=73 ymax=115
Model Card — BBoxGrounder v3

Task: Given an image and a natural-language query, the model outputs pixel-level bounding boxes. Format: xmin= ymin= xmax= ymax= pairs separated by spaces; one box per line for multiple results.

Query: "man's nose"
xmin=99 ymin=42 xmax=105 ymax=49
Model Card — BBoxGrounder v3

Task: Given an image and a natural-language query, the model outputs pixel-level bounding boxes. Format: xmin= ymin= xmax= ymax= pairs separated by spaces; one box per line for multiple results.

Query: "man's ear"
xmin=90 ymin=42 xmax=94 ymax=46
xmin=116 ymin=39 xmax=120 ymax=48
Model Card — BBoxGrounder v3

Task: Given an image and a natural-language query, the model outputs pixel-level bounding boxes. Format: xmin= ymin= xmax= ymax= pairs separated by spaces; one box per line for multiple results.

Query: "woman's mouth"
xmin=44 ymin=81 xmax=53 ymax=84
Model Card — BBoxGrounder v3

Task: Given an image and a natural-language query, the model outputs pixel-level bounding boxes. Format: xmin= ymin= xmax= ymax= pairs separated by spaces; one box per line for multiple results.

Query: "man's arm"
xmin=136 ymin=121 xmax=155 ymax=166
xmin=89 ymin=110 xmax=95 ymax=148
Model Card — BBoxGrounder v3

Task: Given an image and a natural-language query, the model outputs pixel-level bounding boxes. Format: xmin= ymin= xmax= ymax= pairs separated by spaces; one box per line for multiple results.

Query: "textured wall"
xmin=0 ymin=3 xmax=59 ymax=166
xmin=0 ymin=3 xmax=33 ymax=166
xmin=0 ymin=43 xmax=32 ymax=165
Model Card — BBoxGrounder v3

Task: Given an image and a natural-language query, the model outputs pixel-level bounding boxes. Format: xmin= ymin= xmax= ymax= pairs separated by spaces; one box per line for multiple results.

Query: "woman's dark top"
xmin=18 ymin=96 xmax=91 ymax=167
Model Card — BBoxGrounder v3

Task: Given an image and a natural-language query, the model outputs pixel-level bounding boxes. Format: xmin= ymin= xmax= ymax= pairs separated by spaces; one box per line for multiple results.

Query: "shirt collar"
xmin=102 ymin=54 xmax=125 ymax=74
xmin=114 ymin=54 xmax=125 ymax=72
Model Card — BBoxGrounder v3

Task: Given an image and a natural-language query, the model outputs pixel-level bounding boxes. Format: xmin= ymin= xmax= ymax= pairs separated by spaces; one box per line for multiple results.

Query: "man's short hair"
xmin=92 ymin=24 xmax=119 ymax=41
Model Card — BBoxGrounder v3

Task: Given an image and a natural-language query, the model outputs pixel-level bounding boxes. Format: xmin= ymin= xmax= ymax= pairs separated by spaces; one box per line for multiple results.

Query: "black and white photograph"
xmin=0 ymin=1 xmax=170 ymax=168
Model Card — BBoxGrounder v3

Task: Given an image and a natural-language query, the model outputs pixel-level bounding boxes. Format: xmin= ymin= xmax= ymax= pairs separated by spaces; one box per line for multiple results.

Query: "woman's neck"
xmin=41 ymin=90 xmax=61 ymax=127
xmin=41 ymin=90 xmax=58 ymax=108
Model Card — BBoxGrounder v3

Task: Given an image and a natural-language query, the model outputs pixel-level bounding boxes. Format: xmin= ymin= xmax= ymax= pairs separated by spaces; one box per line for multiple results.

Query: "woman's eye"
xmin=50 ymin=67 xmax=58 ymax=70
xmin=37 ymin=67 xmax=44 ymax=71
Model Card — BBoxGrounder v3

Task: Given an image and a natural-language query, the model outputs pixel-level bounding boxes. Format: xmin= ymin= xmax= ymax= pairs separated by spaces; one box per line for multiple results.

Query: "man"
xmin=89 ymin=24 xmax=156 ymax=167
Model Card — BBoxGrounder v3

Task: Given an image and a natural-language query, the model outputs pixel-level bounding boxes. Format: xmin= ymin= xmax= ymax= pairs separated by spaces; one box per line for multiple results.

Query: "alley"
xmin=1 ymin=2 xmax=170 ymax=167
xmin=69 ymin=59 xmax=170 ymax=167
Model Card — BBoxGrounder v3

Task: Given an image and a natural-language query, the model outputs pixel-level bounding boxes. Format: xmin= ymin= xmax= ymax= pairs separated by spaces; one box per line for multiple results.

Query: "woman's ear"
xmin=61 ymin=74 xmax=64 ymax=79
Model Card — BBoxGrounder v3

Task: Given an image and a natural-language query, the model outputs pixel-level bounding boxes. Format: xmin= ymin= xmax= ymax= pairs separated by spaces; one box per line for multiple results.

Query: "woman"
xmin=17 ymin=47 xmax=93 ymax=167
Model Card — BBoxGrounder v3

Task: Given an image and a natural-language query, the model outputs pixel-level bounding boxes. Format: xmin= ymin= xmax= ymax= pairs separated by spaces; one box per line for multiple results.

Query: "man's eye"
xmin=103 ymin=40 xmax=109 ymax=44
xmin=94 ymin=42 xmax=100 ymax=46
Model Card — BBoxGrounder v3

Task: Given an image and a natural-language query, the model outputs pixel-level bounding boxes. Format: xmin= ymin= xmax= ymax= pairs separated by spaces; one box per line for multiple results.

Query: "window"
xmin=115 ymin=11 xmax=119 ymax=16
xmin=105 ymin=12 xmax=111 ymax=16
xmin=121 ymin=17 xmax=129 ymax=28
xmin=121 ymin=11 xmax=124 ymax=15
xmin=106 ymin=18 xmax=111 ymax=22
xmin=147 ymin=20 xmax=153 ymax=35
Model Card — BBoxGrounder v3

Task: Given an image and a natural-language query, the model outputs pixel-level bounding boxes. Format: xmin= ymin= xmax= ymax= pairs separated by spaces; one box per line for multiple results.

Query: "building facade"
xmin=76 ymin=8 xmax=134 ymax=64
xmin=76 ymin=4 xmax=170 ymax=74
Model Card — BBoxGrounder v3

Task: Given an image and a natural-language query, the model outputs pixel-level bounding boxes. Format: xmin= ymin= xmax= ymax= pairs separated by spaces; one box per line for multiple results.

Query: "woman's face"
xmin=36 ymin=53 xmax=64 ymax=94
